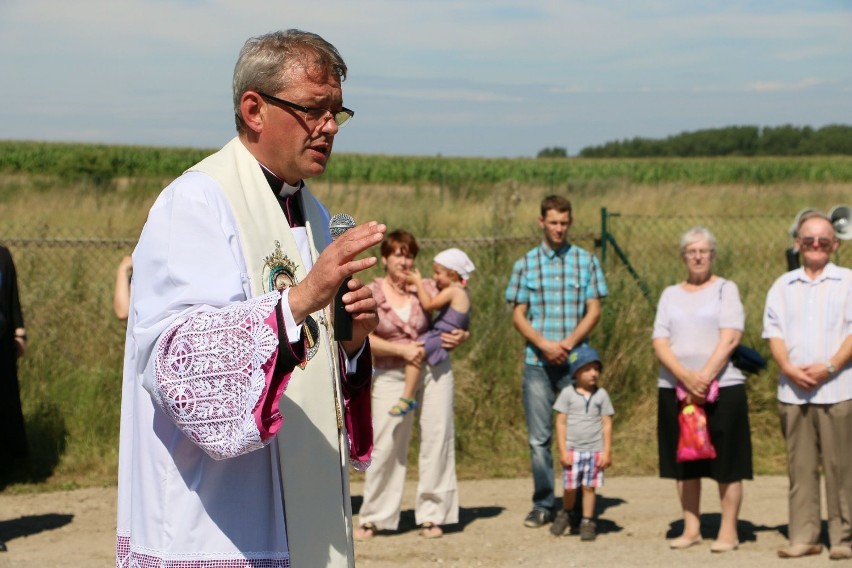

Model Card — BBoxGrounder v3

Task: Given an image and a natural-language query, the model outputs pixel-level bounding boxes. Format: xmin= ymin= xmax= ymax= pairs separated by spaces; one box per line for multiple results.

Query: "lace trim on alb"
xmin=116 ymin=535 xmax=290 ymax=567
xmin=153 ymin=292 xmax=280 ymax=460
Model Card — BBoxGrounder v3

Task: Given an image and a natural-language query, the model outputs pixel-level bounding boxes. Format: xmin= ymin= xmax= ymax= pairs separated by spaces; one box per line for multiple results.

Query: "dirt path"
xmin=0 ymin=476 xmax=834 ymax=567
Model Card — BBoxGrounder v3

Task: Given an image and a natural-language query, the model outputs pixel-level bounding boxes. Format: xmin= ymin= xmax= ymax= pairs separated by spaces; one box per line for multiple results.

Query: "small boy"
xmin=549 ymin=344 xmax=614 ymax=541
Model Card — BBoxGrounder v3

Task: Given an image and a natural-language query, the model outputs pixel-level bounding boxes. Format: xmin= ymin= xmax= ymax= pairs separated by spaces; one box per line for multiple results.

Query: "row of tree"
xmin=538 ymin=124 xmax=852 ymax=158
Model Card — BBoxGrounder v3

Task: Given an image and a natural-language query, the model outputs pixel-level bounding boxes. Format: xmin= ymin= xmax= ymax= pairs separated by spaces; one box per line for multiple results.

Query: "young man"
xmin=505 ymin=195 xmax=608 ymax=528
xmin=116 ymin=30 xmax=386 ymax=567
xmin=763 ymin=211 xmax=852 ymax=560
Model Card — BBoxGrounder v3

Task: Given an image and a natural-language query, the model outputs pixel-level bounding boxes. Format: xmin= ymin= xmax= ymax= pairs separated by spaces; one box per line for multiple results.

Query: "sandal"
xmin=354 ymin=522 xmax=376 ymax=541
xmin=418 ymin=522 xmax=443 ymax=539
xmin=389 ymin=397 xmax=417 ymax=417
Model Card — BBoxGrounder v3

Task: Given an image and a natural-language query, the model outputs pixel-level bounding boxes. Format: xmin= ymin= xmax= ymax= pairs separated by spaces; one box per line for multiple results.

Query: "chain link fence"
xmin=3 ymin=211 xmax=848 ymax=372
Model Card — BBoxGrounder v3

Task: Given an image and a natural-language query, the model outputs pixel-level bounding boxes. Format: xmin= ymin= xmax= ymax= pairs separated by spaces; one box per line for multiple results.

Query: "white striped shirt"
xmin=763 ymin=262 xmax=852 ymax=404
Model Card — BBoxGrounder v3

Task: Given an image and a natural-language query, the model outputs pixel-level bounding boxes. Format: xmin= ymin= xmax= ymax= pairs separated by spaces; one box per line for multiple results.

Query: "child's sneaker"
xmin=549 ymin=510 xmax=570 ymax=536
xmin=579 ymin=518 xmax=597 ymax=541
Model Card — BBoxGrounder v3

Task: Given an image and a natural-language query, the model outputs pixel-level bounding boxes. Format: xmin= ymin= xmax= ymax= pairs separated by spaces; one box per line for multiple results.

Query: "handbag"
xmin=731 ymin=344 xmax=767 ymax=375
xmin=718 ymin=281 xmax=767 ymax=375
xmin=676 ymin=403 xmax=717 ymax=462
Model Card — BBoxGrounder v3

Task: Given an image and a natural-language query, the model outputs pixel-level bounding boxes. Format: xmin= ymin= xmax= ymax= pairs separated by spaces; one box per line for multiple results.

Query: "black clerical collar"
xmin=259 ymin=164 xmax=302 ymax=196
xmin=259 ymin=164 xmax=305 ymax=227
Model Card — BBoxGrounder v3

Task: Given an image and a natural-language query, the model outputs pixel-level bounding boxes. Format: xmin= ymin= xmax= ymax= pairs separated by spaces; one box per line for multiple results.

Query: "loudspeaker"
xmin=829 ymin=204 xmax=852 ymax=241
xmin=785 ymin=247 xmax=800 ymax=271
xmin=789 ymin=207 xmax=819 ymax=239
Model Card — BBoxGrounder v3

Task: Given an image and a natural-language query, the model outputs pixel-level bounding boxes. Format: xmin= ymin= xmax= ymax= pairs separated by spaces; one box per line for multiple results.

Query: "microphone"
xmin=329 ymin=214 xmax=356 ymax=341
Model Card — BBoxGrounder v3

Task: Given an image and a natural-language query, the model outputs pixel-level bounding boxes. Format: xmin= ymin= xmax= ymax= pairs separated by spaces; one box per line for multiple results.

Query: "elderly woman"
xmin=652 ymin=226 xmax=753 ymax=553
xmin=355 ymin=230 xmax=468 ymax=540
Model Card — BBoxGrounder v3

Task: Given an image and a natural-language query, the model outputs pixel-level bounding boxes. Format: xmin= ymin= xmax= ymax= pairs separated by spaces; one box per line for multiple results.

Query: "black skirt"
xmin=658 ymin=384 xmax=753 ymax=482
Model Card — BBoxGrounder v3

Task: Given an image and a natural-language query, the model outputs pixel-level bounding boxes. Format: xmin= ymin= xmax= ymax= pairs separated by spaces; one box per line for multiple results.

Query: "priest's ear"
xmin=240 ymin=91 xmax=266 ymax=134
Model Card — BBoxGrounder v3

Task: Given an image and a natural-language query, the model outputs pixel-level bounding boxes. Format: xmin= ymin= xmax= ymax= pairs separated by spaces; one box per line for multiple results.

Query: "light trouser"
xmin=779 ymin=400 xmax=852 ymax=548
xmin=522 ymin=363 xmax=573 ymax=512
xmin=358 ymin=360 xmax=458 ymax=530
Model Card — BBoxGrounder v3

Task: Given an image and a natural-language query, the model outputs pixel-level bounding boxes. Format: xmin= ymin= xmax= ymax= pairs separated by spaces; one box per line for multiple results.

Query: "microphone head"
xmin=329 ymin=213 xmax=356 ymax=240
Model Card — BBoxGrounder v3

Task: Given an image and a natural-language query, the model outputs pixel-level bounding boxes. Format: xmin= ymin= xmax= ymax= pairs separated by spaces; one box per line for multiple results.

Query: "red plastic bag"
xmin=676 ymin=404 xmax=716 ymax=462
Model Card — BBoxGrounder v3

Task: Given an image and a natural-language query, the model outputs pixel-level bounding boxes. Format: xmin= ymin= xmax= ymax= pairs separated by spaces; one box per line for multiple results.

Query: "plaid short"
xmin=562 ymin=450 xmax=604 ymax=489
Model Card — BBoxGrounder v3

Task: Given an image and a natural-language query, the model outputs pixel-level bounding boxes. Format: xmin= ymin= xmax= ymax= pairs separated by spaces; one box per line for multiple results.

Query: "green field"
xmin=1 ymin=142 xmax=851 ymax=492
xmin=4 ymin=140 xmax=852 ymax=186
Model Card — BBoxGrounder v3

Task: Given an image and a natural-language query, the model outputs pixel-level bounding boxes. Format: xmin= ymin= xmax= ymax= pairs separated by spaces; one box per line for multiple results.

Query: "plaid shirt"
xmin=505 ymin=242 xmax=608 ymax=366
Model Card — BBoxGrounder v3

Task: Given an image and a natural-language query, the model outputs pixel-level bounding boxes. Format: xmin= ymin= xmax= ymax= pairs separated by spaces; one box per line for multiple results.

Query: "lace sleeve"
xmin=151 ymin=292 xmax=290 ymax=460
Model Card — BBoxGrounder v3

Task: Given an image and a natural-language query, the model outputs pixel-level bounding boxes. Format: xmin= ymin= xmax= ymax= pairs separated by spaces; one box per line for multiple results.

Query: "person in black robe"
xmin=0 ymin=244 xmax=27 ymax=457
xmin=0 ymin=244 xmax=27 ymax=551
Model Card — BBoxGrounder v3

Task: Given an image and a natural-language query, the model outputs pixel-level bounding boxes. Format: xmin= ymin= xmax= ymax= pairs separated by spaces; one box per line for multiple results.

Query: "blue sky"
xmin=1 ymin=1 xmax=850 ymax=158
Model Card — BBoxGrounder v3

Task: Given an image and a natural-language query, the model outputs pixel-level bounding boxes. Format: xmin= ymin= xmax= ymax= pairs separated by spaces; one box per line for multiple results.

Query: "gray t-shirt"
xmin=552 ymin=386 xmax=615 ymax=452
xmin=652 ymin=277 xmax=746 ymax=389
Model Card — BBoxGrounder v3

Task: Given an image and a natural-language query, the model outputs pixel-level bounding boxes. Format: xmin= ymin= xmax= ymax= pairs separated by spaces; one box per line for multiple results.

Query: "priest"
xmin=116 ymin=29 xmax=384 ymax=567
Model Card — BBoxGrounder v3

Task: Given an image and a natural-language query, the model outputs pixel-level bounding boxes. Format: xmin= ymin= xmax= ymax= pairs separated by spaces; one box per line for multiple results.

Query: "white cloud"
xmin=746 ymin=77 xmax=826 ymax=92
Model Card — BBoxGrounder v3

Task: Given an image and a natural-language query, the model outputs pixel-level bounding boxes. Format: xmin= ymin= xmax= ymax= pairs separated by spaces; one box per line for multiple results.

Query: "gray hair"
xmin=232 ymin=29 xmax=347 ymax=134
xmin=679 ymin=226 xmax=717 ymax=254
xmin=796 ymin=210 xmax=835 ymax=237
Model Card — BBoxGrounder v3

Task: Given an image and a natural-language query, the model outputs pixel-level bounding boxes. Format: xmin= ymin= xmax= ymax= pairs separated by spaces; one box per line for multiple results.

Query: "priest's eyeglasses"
xmin=258 ymin=92 xmax=354 ymax=128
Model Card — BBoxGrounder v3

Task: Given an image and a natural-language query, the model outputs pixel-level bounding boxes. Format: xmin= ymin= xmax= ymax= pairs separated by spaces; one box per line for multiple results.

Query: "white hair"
xmin=679 ymin=226 xmax=717 ymax=254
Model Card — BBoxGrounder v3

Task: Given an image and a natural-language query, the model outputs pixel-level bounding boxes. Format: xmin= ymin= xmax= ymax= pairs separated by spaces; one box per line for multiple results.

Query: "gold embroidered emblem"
xmin=263 ymin=240 xmax=319 ymax=364
xmin=262 ymin=241 xmax=299 ymax=293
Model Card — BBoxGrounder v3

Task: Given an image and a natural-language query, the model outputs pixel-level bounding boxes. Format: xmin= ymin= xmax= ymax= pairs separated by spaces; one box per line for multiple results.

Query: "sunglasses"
xmin=799 ymin=236 xmax=834 ymax=249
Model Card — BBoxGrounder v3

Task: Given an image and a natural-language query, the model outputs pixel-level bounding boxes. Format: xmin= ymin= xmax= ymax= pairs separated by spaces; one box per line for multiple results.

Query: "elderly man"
xmin=763 ymin=211 xmax=852 ymax=560
xmin=116 ymin=30 xmax=385 ymax=567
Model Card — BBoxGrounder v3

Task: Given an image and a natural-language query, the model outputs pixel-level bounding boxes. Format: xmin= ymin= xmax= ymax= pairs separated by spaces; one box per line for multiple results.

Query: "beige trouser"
xmin=779 ymin=400 xmax=852 ymax=548
xmin=358 ymin=360 xmax=459 ymax=530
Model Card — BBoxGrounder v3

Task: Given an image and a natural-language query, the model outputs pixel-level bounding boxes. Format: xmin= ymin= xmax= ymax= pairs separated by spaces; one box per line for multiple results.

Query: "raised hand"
xmin=405 ymin=267 xmax=423 ymax=285
xmin=288 ymin=221 xmax=386 ymax=324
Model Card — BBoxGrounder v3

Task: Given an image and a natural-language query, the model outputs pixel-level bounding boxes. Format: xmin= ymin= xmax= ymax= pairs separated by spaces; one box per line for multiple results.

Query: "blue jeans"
xmin=523 ymin=364 xmax=573 ymax=512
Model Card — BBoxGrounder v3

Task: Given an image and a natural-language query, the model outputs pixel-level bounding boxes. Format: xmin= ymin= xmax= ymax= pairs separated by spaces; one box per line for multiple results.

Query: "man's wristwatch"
xmin=826 ymin=361 xmax=837 ymax=375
